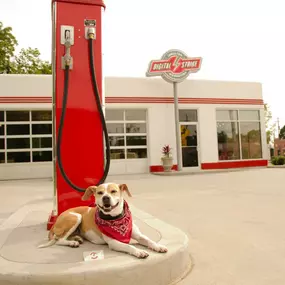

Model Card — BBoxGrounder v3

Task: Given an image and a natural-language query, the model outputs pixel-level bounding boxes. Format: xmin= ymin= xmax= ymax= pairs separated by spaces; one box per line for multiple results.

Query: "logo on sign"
xmin=146 ymin=49 xmax=202 ymax=83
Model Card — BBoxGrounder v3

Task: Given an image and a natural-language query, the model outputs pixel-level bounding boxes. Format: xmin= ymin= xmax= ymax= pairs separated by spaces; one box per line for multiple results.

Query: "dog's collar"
xmin=98 ymin=201 xmax=125 ymax=221
xmin=98 ymin=210 xmax=125 ymax=221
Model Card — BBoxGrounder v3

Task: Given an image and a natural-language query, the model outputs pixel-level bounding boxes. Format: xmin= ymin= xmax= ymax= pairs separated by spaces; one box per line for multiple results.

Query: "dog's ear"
xmin=82 ymin=186 xmax=97 ymax=201
xmin=119 ymin=184 xmax=132 ymax=197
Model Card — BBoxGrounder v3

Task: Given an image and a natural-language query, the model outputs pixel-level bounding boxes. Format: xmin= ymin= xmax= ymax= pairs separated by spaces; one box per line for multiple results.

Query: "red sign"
xmin=146 ymin=49 xmax=202 ymax=83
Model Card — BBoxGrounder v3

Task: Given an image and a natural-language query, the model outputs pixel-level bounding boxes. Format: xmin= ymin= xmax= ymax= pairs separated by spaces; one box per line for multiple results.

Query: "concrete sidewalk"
xmin=0 ymin=168 xmax=285 ymax=285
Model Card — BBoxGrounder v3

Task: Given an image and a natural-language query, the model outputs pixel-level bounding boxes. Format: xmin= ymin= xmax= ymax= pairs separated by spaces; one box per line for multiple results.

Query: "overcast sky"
xmin=1 ymin=0 xmax=284 ymax=130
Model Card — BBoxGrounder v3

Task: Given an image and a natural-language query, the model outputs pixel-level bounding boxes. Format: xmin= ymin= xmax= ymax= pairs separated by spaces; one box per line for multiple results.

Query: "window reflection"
xmin=33 ymin=151 xmax=52 ymax=162
xmin=0 ymin=125 xmax=4 ymax=136
xmin=127 ymin=149 xmax=147 ymax=159
xmin=216 ymin=110 xmax=238 ymax=121
xmin=217 ymin=122 xmax=240 ymax=160
xmin=110 ymin=149 xmax=125 ymax=159
xmin=240 ymin=122 xmax=262 ymax=159
xmin=125 ymin=110 xmax=146 ymax=121
xmin=109 ymin=136 xmax=124 ymax=147
xmin=126 ymin=123 xmax=146 ymax=133
xmin=32 ymin=111 xmax=52 ymax=121
xmin=179 ymin=110 xmax=198 ymax=122
xmin=6 ymin=111 xmax=29 ymax=122
xmin=107 ymin=123 xmax=124 ymax=134
xmin=105 ymin=110 xmax=124 ymax=121
xmin=7 ymin=125 xmax=30 ymax=135
xmin=0 ymin=152 xmax=4 ymax=163
xmin=7 ymin=152 xmax=30 ymax=163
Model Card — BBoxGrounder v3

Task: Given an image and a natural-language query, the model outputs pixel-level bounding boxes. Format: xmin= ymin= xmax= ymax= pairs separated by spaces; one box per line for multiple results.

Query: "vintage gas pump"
xmin=48 ymin=0 xmax=110 ymax=229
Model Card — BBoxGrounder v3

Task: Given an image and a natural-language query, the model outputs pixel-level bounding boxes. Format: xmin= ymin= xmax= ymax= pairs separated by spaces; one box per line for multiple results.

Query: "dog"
xmin=38 ymin=183 xmax=168 ymax=259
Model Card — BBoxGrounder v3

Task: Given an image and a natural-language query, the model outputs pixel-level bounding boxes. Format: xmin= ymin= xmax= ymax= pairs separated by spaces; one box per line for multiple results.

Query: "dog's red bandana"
xmin=95 ymin=201 xmax=132 ymax=244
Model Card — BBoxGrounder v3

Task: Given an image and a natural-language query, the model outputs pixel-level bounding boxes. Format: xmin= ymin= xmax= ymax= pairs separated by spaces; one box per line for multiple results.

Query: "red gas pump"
xmin=48 ymin=0 xmax=110 ymax=230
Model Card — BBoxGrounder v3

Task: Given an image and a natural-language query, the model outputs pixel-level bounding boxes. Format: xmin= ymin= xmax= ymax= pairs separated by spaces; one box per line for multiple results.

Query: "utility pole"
xmin=277 ymin=117 xmax=280 ymax=138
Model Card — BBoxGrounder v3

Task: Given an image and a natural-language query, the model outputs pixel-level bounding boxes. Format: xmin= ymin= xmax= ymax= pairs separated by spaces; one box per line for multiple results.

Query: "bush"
xmin=271 ymin=156 xmax=285 ymax=165
xmin=277 ymin=156 xmax=285 ymax=165
xmin=271 ymin=156 xmax=278 ymax=165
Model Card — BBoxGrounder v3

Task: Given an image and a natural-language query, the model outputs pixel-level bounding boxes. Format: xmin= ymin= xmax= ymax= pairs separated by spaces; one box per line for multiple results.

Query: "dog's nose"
xmin=102 ymin=195 xmax=110 ymax=204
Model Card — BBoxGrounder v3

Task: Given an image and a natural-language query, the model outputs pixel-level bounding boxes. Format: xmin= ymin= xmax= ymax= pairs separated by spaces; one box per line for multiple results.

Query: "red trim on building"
xmin=150 ymin=164 xmax=178 ymax=172
xmin=201 ymin=160 xmax=268 ymax=170
xmin=0 ymin=97 xmax=52 ymax=103
xmin=150 ymin=160 xmax=267 ymax=172
xmin=0 ymin=96 xmax=264 ymax=105
xmin=106 ymin=97 xmax=264 ymax=105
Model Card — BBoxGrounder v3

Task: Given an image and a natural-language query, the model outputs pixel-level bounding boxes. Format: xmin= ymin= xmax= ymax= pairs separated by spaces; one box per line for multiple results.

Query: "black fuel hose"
xmin=56 ymin=38 xmax=111 ymax=192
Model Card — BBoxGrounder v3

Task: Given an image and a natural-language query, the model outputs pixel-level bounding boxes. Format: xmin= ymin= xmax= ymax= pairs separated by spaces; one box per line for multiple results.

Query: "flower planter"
xmin=161 ymin=156 xmax=174 ymax=172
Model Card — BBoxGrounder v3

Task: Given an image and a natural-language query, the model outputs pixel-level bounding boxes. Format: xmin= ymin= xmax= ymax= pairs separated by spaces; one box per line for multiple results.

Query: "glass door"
xmin=180 ymin=123 xmax=199 ymax=168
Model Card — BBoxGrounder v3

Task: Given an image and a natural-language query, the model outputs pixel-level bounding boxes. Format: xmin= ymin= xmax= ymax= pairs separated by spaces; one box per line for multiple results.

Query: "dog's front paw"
xmin=133 ymin=249 xmax=149 ymax=259
xmin=69 ymin=241 xmax=80 ymax=248
xmin=150 ymin=243 xmax=168 ymax=253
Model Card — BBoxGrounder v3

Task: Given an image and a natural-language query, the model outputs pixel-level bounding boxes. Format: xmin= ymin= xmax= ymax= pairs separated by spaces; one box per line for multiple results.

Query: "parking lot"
xmin=0 ymin=168 xmax=284 ymax=285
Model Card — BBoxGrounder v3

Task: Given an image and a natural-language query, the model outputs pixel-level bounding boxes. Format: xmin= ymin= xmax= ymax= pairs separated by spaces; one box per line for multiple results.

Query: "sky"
xmin=1 ymin=0 xmax=285 ymax=131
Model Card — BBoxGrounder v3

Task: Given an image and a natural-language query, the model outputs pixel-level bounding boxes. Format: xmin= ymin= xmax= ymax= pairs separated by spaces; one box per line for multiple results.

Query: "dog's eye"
xmin=111 ymin=190 xmax=117 ymax=194
xmin=97 ymin=191 xmax=104 ymax=195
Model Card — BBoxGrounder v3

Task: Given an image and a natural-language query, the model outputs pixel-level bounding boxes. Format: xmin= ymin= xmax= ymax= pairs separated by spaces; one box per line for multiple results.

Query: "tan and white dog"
xmin=38 ymin=183 xmax=167 ymax=259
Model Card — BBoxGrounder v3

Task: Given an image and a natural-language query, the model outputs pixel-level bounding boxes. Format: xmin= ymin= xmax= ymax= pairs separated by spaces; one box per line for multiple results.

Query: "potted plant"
xmin=161 ymin=144 xmax=174 ymax=172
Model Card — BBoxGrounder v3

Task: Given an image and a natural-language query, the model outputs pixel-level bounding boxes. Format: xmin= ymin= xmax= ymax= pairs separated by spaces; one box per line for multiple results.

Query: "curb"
xmin=0 ymin=202 xmax=192 ymax=285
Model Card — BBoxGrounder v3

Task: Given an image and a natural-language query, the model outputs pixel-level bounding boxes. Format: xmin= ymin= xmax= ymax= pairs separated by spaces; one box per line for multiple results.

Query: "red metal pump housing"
xmin=48 ymin=0 xmax=107 ymax=229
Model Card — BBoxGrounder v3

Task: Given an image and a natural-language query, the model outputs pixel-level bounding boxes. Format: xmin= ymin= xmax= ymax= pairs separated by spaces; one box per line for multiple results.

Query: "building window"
xmin=179 ymin=109 xmax=198 ymax=122
xmin=106 ymin=109 xmax=147 ymax=160
xmin=216 ymin=109 xmax=262 ymax=161
xmin=0 ymin=110 xmax=52 ymax=164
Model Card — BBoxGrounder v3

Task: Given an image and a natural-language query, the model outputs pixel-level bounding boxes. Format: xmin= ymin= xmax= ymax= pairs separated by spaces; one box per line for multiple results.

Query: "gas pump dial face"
xmin=84 ymin=19 xmax=96 ymax=26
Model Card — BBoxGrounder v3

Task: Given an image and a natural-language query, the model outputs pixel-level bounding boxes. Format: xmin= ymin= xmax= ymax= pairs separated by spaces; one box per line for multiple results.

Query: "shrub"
xmin=271 ymin=156 xmax=278 ymax=165
xmin=271 ymin=156 xmax=285 ymax=165
xmin=277 ymin=156 xmax=285 ymax=165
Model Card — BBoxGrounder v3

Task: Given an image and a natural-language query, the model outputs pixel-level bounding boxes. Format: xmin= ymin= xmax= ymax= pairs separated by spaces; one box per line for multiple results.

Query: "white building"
xmin=0 ymin=74 xmax=267 ymax=180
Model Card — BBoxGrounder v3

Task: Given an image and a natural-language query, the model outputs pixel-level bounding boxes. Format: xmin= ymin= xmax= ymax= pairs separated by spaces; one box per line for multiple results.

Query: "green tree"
xmin=12 ymin=47 xmax=52 ymax=74
xmin=264 ymin=103 xmax=275 ymax=144
xmin=279 ymin=125 xmax=285 ymax=139
xmin=0 ymin=21 xmax=51 ymax=74
xmin=0 ymin=21 xmax=18 ymax=74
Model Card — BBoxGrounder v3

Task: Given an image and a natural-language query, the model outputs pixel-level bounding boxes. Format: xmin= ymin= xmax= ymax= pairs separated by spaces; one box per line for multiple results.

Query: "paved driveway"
xmin=0 ymin=168 xmax=284 ymax=285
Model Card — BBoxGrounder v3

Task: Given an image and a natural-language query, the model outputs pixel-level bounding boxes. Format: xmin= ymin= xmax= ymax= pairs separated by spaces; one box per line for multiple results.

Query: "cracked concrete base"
xmin=0 ymin=201 xmax=191 ymax=285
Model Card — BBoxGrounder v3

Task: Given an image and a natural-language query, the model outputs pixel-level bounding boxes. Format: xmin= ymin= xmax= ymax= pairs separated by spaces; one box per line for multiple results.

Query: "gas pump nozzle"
xmin=62 ymin=39 xmax=73 ymax=69
xmin=86 ymin=27 xmax=96 ymax=40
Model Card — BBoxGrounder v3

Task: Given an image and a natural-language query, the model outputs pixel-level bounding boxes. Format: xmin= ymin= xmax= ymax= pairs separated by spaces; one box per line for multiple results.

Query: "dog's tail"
xmin=38 ymin=238 xmax=57 ymax=248
xmin=38 ymin=230 xmax=58 ymax=249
